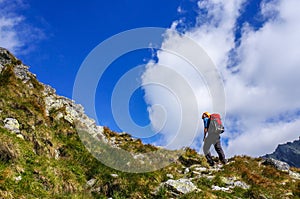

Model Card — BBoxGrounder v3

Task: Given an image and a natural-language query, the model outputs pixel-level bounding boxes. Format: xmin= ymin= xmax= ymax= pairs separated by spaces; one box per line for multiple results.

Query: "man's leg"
xmin=214 ymin=139 xmax=227 ymax=164
xmin=203 ymin=137 xmax=214 ymax=166
xmin=205 ymin=153 xmax=214 ymax=166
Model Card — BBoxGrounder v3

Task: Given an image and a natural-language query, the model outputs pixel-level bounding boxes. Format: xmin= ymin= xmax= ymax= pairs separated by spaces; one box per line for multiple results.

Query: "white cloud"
xmin=0 ymin=0 xmax=44 ymax=54
xmin=142 ymin=0 xmax=300 ymax=157
xmin=226 ymin=118 xmax=300 ymax=157
xmin=141 ymin=47 xmax=207 ymax=149
xmin=142 ymin=0 xmax=245 ymax=150
xmin=223 ymin=0 xmax=300 ymax=156
xmin=0 ymin=16 xmax=24 ymax=52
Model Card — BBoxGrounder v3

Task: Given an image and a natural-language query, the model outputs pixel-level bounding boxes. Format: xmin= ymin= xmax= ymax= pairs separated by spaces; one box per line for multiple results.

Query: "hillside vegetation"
xmin=0 ymin=47 xmax=299 ymax=198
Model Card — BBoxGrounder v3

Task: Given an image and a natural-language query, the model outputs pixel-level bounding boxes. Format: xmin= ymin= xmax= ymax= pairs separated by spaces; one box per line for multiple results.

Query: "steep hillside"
xmin=0 ymin=47 xmax=299 ymax=198
xmin=263 ymin=139 xmax=300 ymax=168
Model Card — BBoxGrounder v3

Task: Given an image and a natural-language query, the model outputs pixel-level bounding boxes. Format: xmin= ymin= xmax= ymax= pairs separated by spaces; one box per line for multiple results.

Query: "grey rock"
xmin=3 ymin=118 xmax=20 ymax=134
xmin=166 ymin=174 xmax=174 ymax=179
xmin=283 ymin=192 xmax=294 ymax=197
xmin=219 ymin=177 xmax=250 ymax=190
xmin=15 ymin=175 xmax=22 ymax=181
xmin=54 ymin=112 xmax=64 ymax=120
xmin=262 ymin=158 xmax=300 ymax=179
xmin=0 ymin=47 xmax=34 ymax=86
xmin=110 ymin=174 xmax=118 ymax=178
xmin=233 ymin=181 xmax=250 ymax=189
xmin=211 ymin=185 xmax=230 ymax=192
xmin=289 ymin=170 xmax=300 ymax=180
xmin=86 ymin=178 xmax=96 ymax=187
xmin=184 ymin=168 xmax=190 ymax=174
xmin=43 ymin=85 xmax=107 ymax=144
xmin=54 ymin=149 xmax=60 ymax=160
xmin=164 ymin=178 xmax=197 ymax=194
xmin=0 ymin=63 xmax=3 ymax=74
xmin=205 ymin=175 xmax=215 ymax=180
xmin=193 ymin=166 xmax=208 ymax=173
xmin=14 ymin=64 xmax=31 ymax=83
xmin=16 ymin=134 xmax=24 ymax=140
xmin=0 ymin=48 xmax=13 ymax=73
xmin=263 ymin=158 xmax=290 ymax=172
xmin=220 ymin=176 xmax=236 ymax=186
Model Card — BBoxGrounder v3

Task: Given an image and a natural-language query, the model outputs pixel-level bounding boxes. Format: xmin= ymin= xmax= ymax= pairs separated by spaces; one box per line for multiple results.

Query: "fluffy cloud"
xmin=224 ymin=0 xmax=300 ymax=156
xmin=142 ymin=0 xmax=245 ymax=150
xmin=0 ymin=0 xmax=44 ymax=53
xmin=0 ymin=16 xmax=23 ymax=52
xmin=142 ymin=0 xmax=300 ymax=157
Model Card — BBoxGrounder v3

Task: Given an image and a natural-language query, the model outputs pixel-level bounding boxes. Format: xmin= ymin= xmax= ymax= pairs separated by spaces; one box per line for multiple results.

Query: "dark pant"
xmin=203 ymin=136 xmax=226 ymax=165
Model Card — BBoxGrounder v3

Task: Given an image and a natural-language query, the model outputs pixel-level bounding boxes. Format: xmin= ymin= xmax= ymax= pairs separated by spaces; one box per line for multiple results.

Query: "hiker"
xmin=202 ymin=112 xmax=227 ymax=166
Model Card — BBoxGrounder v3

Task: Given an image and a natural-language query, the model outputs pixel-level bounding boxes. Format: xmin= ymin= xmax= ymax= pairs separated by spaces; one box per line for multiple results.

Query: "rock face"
xmin=0 ymin=48 xmax=13 ymax=73
xmin=0 ymin=47 xmax=108 ymax=145
xmin=3 ymin=118 xmax=20 ymax=134
xmin=263 ymin=139 xmax=300 ymax=168
xmin=43 ymin=85 xmax=107 ymax=143
xmin=164 ymin=178 xmax=197 ymax=194
xmin=262 ymin=158 xmax=290 ymax=172
xmin=263 ymin=158 xmax=300 ymax=180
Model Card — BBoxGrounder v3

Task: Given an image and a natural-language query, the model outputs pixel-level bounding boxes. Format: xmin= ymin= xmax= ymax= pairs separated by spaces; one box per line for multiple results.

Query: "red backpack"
xmin=209 ymin=113 xmax=224 ymax=134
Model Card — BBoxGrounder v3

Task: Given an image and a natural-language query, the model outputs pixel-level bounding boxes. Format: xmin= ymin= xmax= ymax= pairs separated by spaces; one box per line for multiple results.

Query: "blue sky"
xmin=10 ymin=0 xmax=181 ymax=97
xmin=1 ymin=0 xmax=300 ymax=157
xmin=1 ymin=0 xmax=195 ymax=133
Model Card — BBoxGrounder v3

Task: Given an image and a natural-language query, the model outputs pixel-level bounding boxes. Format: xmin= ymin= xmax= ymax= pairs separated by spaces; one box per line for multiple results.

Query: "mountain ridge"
xmin=263 ymin=139 xmax=300 ymax=168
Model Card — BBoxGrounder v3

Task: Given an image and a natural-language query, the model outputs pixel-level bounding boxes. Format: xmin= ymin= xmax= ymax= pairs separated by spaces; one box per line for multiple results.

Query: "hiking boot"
xmin=205 ymin=154 xmax=215 ymax=167
xmin=221 ymin=159 xmax=228 ymax=165
xmin=208 ymin=161 xmax=215 ymax=167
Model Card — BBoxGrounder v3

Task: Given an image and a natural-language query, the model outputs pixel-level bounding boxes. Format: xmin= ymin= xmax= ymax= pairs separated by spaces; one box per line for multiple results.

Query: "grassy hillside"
xmin=0 ymin=48 xmax=299 ymax=198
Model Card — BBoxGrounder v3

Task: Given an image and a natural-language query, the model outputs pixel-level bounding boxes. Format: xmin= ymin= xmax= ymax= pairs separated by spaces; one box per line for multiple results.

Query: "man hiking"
xmin=202 ymin=112 xmax=227 ymax=166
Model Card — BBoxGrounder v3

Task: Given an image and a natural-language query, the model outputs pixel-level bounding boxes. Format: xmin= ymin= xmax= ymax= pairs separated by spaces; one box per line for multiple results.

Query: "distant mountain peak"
xmin=263 ymin=139 xmax=300 ymax=168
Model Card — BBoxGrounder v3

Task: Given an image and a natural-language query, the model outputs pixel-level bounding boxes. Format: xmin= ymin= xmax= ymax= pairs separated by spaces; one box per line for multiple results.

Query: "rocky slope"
xmin=0 ymin=47 xmax=299 ymax=198
xmin=263 ymin=139 xmax=300 ymax=168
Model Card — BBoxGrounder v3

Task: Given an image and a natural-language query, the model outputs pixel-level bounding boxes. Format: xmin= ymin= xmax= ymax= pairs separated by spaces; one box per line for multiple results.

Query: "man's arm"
xmin=203 ymin=117 xmax=209 ymax=141
xmin=203 ymin=128 xmax=208 ymax=141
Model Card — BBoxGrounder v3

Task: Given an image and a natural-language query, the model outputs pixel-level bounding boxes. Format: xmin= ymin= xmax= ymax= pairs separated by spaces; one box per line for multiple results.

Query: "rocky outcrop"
xmin=263 ymin=158 xmax=290 ymax=172
xmin=0 ymin=47 xmax=34 ymax=88
xmin=3 ymin=118 xmax=20 ymax=134
xmin=0 ymin=48 xmax=13 ymax=73
xmin=156 ymin=161 xmax=252 ymax=197
xmin=163 ymin=178 xmax=198 ymax=195
xmin=0 ymin=47 xmax=108 ymax=145
xmin=218 ymin=176 xmax=250 ymax=190
xmin=3 ymin=118 xmax=24 ymax=140
xmin=263 ymin=158 xmax=300 ymax=180
xmin=43 ymin=85 xmax=108 ymax=144
xmin=264 ymin=139 xmax=300 ymax=168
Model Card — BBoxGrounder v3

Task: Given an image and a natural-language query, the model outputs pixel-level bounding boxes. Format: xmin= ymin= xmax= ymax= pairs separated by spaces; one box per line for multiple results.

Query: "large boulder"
xmin=164 ymin=178 xmax=197 ymax=194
